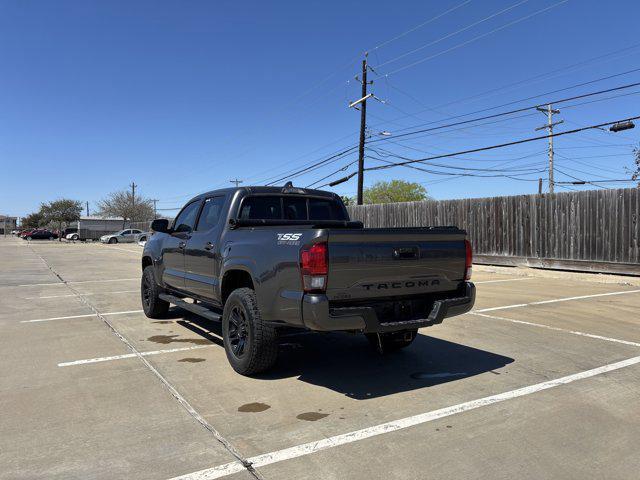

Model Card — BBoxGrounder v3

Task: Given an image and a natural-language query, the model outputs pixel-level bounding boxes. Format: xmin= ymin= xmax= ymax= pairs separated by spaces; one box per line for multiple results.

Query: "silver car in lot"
xmin=100 ymin=229 xmax=149 ymax=244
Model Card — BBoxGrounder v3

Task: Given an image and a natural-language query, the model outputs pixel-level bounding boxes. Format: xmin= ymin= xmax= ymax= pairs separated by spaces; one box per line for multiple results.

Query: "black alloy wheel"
xmin=227 ymin=305 xmax=249 ymax=358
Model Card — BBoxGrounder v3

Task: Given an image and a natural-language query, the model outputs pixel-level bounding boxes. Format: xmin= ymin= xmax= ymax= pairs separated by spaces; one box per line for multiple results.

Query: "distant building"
xmin=0 ymin=215 xmax=18 ymax=234
xmin=75 ymin=216 xmax=131 ymax=240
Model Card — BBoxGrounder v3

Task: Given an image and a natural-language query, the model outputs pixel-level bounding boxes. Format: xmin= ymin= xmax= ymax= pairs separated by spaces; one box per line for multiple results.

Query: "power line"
xmin=367 ymin=79 xmax=640 ymax=144
xmin=264 ymin=145 xmax=359 ymax=186
xmin=369 ymin=0 xmax=474 ymax=53
xmin=377 ymin=0 xmax=569 ymax=78
xmin=374 ymin=0 xmax=530 ymax=70
xmin=310 ymin=115 xmax=638 ymax=187
xmin=365 ymin=116 xmax=640 ymax=172
xmin=378 ymin=42 xmax=640 ymax=122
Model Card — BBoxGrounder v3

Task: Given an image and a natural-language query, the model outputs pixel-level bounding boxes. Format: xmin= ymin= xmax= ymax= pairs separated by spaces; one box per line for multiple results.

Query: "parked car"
xmin=22 ymin=229 xmax=58 ymax=240
xmin=100 ymin=229 xmax=144 ymax=244
xmin=141 ymin=184 xmax=474 ymax=375
xmin=62 ymin=227 xmax=79 ymax=240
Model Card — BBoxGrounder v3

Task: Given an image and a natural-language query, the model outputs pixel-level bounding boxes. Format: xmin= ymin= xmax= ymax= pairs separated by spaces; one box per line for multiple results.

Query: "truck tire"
xmin=366 ymin=329 xmax=418 ymax=354
xmin=222 ymin=288 xmax=278 ymax=376
xmin=141 ymin=266 xmax=169 ymax=318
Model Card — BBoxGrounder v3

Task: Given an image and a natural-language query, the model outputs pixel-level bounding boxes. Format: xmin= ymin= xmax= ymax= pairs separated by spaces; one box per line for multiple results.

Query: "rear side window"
xmin=239 ymin=196 xmax=282 ymax=219
xmin=196 ymin=196 xmax=225 ymax=231
xmin=238 ymin=195 xmax=347 ymax=221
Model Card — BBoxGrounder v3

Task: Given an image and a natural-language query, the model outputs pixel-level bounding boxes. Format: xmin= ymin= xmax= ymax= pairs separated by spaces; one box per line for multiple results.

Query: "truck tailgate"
xmin=326 ymin=228 xmax=466 ymax=301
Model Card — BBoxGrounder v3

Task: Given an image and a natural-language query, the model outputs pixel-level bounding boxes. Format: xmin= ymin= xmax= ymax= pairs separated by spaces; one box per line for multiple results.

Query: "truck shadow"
xmin=176 ymin=311 xmax=514 ymax=400
xmin=270 ymin=331 xmax=514 ymax=399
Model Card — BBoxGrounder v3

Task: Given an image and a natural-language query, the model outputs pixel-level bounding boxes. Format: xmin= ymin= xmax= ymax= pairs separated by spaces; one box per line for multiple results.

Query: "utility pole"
xmin=86 ymin=201 xmax=89 ymax=217
xmin=130 ymin=181 xmax=137 ymax=226
xmin=538 ymin=178 xmax=543 ymax=195
xmin=151 ymin=199 xmax=158 ymax=219
xmin=347 ymin=55 xmax=374 ymax=205
xmin=357 ymin=57 xmax=368 ymax=205
xmin=230 ymin=178 xmax=243 ymax=187
xmin=535 ymin=104 xmax=562 ymax=194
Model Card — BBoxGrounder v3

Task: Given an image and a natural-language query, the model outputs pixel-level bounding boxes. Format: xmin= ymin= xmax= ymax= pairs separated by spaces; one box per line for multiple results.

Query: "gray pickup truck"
xmin=141 ymin=184 xmax=475 ymax=375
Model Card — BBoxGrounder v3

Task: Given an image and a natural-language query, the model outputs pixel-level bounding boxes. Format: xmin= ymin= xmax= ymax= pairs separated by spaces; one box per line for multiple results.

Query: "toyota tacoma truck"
xmin=141 ymin=183 xmax=475 ymax=375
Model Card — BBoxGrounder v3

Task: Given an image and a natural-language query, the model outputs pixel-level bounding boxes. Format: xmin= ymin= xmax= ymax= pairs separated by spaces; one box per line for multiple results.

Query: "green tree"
xmin=340 ymin=195 xmax=353 ymax=206
xmin=97 ymin=188 xmax=155 ymax=226
xmin=40 ymin=199 xmax=83 ymax=233
xmin=362 ymin=180 xmax=430 ymax=204
xmin=22 ymin=211 xmax=44 ymax=229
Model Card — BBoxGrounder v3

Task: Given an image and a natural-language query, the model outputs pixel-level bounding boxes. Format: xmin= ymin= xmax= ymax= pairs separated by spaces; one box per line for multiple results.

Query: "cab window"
xmin=174 ymin=201 xmax=201 ymax=233
xmin=239 ymin=196 xmax=282 ymax=220
xmin=196 ymin=196 xmax=225 ymax=231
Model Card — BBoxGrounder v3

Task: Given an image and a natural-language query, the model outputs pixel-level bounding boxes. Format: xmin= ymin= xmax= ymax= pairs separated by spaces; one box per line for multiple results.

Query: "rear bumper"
xmin=302 ymin=282 xmax=475 ymax=333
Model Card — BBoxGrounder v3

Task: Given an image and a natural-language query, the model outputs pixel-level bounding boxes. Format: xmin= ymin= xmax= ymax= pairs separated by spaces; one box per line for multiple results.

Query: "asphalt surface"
xmin=1 ymin=235 xmax=640 ymax=479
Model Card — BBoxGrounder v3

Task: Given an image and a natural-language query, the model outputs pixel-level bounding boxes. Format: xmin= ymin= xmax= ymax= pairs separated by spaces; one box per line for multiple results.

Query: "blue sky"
xmin=1 ymin=0 xmax=639 ymax=217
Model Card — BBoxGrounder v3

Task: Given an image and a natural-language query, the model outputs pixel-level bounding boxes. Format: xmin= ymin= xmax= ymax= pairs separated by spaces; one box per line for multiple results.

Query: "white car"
xmin=100 ymin=229 xmax=144 ymax=244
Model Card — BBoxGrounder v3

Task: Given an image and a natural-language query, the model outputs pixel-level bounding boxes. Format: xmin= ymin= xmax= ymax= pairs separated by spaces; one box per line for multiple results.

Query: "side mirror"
xmin=151 ymin=219 xmax=169 ymax=233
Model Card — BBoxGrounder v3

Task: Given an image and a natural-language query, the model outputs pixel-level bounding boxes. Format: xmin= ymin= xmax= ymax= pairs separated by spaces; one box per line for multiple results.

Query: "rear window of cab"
xmin=238 ymin=195 xmax=347 ymax=221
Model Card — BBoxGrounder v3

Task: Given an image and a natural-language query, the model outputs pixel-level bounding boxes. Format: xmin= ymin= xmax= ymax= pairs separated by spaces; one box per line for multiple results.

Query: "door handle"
xmin=204 ymin=242 xmax=215 ymax=251
xmin=178 ymin=241 xmax=186 ymax=249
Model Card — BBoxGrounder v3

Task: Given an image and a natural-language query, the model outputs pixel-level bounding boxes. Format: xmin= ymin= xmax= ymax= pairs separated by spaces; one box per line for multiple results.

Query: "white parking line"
xmin=103 ymin=246 xmax=142 ymax=254
xmin=58 ymin=344 xmax=214 ymax=367
xmin=168 ymin=354 xmax=640 ymax=480
xmin=21 ymin=309 xmax=143 ymax=323
xmin=9 ymin=277 xmax=140 ymax=288
xmin=474 ymin=289 xmax=640 ymax=313
xmin=471 ymin=312 xmax=640 ymax=348
xmin=25 ymin=289 xmax=138 ymax=299
xmin=474 ymin=278 xmax=532 ymax=284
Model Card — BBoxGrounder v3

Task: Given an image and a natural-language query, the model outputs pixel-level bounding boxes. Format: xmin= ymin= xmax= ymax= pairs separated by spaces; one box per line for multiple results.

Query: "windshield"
xmin=238 ymin=195 xmax=347 ymax=221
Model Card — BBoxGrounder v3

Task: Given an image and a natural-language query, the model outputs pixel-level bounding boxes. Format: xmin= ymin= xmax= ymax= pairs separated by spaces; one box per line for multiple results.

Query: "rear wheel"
xmin=141 ymin=266 xmax=169 ymax=318
xmin=222 ymin=288 xmax=278 ymax=375
xmin=26 ymin=236 xmax=32 ymax=241
xmin=366 ymin=329 xmax=418 ymax=354
xmin=108 ymin=237 xmax=117 ymax=244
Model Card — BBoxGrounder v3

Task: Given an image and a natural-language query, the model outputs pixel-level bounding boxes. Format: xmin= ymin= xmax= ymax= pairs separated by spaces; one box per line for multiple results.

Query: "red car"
xmin=21 ymin=229 xmax=58 ymax=240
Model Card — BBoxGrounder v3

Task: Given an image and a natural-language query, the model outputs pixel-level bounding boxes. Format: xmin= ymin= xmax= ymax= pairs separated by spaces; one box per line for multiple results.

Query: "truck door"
xmin=161 ymin=200 xmax=201 ymax=290
xmin=184 ymin=195 xmax=226 ymax=302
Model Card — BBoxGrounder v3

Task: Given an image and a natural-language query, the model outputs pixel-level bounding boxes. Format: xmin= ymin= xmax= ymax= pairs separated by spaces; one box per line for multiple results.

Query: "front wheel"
xmin=72 ymin=234 xmax=79 ymax=241
xmin=108 ymin=237 xmax=117 ymax=244
xmin=141 ymin=266 xmax=169 ymax=318
xmin=222 ymin=288 xmax=278 ymax=375
xmin=366 ymin=329 xmax=418 ymax=354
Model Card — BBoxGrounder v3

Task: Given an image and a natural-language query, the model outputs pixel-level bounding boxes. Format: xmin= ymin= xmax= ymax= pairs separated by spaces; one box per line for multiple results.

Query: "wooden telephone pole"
xmin=536 ymin=104 xmax=563 ymax=194
xmin=348 ymin=54 xmax=374 ymax=203
xmin=356 ymin=58 xmax=368 ymax=205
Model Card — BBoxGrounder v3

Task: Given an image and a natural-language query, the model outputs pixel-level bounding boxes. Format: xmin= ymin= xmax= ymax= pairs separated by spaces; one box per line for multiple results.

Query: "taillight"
xmin=464 ymin=239 xmax=473 ymax=280
xmin=300 ymin=242 xmax=328 ymax=292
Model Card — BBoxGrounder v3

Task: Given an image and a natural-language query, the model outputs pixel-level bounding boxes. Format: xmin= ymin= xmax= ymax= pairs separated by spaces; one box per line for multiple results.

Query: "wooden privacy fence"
xmin=347 ymin=188 xmax=640 ymax=276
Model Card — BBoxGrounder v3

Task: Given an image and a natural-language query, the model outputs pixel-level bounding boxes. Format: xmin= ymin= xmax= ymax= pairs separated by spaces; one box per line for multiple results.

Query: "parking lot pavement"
xmin=2 ymin=236 xmax=640 ymax=479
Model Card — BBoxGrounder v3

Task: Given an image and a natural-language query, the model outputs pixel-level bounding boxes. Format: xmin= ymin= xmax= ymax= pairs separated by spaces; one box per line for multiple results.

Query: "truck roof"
xmin=185 ymin=184 xmax=338 ymax=205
